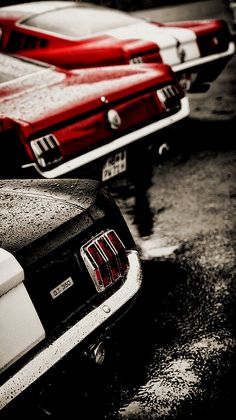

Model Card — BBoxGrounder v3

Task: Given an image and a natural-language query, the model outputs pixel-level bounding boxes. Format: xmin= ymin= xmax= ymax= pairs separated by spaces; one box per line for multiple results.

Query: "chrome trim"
xmin=80 ymin=229 xmax=127 ymax=292
xmin=30 ymin=134 xmax=62 ymax=168
xmin=174 ymin=41 xmax=235 ymax=73
xmin=22 ymin=97 xmax=189 ymax=178
xmin=107 ymin=109 xmax=122 ymax=130
xmin=0 ymin=251 xmax=142 ymax=410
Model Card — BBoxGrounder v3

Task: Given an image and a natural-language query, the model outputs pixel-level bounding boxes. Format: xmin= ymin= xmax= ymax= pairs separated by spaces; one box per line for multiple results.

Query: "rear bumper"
xmin=0 ymin=250 xmax=142 ymax=410
xmin=174 ymin=41 xmax=235 ymax=74
xmin=22 ymin=97 xmax=189 ymax=178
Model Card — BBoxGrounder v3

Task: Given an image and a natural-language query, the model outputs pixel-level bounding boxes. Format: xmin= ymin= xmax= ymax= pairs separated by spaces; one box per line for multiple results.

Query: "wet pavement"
xmin=109 ymin=130 xmax=236 ymax=419
xmin=105 ymin=1 xmax=236 ymax=418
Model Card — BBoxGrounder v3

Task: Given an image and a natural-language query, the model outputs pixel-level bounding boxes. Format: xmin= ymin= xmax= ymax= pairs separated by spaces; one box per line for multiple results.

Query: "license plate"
xmin=102 ymin=151 xmax=127 ymax=181
xmin=50 ymin=277 xmax=74 ymax=300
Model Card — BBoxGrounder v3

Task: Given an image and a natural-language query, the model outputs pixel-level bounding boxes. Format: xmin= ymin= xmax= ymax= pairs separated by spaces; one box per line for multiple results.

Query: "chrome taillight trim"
xmin=129 ymin=56 xmax=144 ymax=64
xmin=0 ymin=251 xmax=142 ymax=410
xmin=31 ymin=134 xmax=62 ymax=168
xmin=156 ymin=84 xmax=180 ymax=112
xmin=80 ymin=229 xmax=129 ymax=293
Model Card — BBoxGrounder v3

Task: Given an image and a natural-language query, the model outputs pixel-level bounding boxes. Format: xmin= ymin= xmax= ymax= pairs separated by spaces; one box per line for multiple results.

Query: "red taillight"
xmin=197 ymin=34 xmax=226 ymax=56
xmin=107 ymin=230 xmax=129 ymax=274
xmin=97 ymin=237 xmax=120 ymax=282
xmin=80 ymin=230 xmax=129 ymax=292
xmin=194 ymin=21 xmax=231 ymax=57
xmin=87 ymin=243 xmax=111 ymax=288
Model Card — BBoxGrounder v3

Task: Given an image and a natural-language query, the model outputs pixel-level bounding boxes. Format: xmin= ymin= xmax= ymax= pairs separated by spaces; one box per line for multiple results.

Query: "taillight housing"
xmin=129 ymin=56 xmax=144 ymax=64
xmin=156 ymin=84 xmax=181 ymax=112
xmin=195 ymin=20 xmax=232 ymax=57
xmin=80 ymin=230 xmax=129 ymax=293
xmin=197 ymin=33 xmax=230 ymax=57
xmin=31 ymin=134 xmax=62 ymax=169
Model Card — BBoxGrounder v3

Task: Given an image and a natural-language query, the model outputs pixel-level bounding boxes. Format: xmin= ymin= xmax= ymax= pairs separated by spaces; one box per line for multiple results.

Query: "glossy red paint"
xmin=0 ymin=53 xmax=187 ymax=177
xmin=163 ymin=19 xmax=232 ymax=56
xmin=0 ymin=1 xmax=234 ymax=82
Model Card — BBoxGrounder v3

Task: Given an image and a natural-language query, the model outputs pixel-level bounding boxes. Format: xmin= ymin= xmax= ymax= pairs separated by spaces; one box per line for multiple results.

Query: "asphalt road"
xmin=106 ymin=1 xmax=236 ymax=418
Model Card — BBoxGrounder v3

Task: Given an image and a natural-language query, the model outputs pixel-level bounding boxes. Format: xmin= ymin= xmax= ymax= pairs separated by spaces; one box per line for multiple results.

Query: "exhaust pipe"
xmin=158 ymin=142 xmax=170 ymax=156
xmin=85 ymin=341 xmax=106 ymax=365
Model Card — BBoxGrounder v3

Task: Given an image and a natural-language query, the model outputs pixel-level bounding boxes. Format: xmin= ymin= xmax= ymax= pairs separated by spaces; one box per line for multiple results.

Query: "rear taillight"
xmin=197 ymin=33 xmax=229 ymax=56
xmin=156 ymin=85 xmax=181 ymax=112
xmin=80 ymin=230 xmax=129 ymax=292
xmin=129 ymin=56 xmax=144 ymax=64
xmin=195 ymin=20 xmax=231 ymax=57
xmin=31 ymin=134 xmax=62 ymax=169
xmin=106 ymin=230 xmax=129 ymax=274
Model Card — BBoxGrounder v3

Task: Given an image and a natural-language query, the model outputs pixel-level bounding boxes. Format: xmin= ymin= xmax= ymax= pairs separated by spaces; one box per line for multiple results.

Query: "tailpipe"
xmin=158 ymin=142 xmax=170 ymax=156
xmin=85 ymin=341 xmax=106 ymax=365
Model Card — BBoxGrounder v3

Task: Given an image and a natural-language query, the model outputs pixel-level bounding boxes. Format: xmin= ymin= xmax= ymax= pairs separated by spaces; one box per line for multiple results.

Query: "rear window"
xmin=22 ymin=6 xmax=139 ymax=38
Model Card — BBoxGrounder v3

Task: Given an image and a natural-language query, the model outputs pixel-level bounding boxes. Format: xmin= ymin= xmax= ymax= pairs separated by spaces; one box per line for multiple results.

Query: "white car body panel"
xmin=107 ymin=22 xmax=200 ymax=65
xmin=0 ymin=249 xmax=45 ymax=374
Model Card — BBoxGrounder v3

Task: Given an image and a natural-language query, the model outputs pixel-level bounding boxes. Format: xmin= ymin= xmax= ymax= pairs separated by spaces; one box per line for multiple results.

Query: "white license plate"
xmin=102 ymin=151 xmax=127 ymax=181
xmin=50 ymin=277 xmax=74 ymax=300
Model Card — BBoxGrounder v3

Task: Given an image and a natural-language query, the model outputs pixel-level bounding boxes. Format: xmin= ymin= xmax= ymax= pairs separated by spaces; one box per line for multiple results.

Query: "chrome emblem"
xmin=107 ymin=109 xmax=121 ymax=130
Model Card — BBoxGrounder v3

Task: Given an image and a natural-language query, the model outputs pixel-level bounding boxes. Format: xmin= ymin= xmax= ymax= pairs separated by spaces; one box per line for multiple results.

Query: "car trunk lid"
xmin=107 ymin=21 xmax=201 ymax=66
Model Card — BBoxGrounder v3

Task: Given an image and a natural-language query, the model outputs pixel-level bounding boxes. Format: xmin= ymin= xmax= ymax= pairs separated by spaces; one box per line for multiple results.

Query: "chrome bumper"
xmin=174 ymin=41 xmax=235 ymax=73
xmin=22 ymin=97 xmax=190 ymax=178
xmin=0 ymin=250 xmax=142 ymax=410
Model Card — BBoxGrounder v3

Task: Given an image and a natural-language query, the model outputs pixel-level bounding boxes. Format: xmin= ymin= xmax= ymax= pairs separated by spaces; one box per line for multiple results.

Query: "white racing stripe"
xmin=107 ymin=22 xmax=200 ymax=66
xmin=0 ymin=248 xmax=45 ymax=375
xmin=173 ymin=41 xmax=235 ymax=73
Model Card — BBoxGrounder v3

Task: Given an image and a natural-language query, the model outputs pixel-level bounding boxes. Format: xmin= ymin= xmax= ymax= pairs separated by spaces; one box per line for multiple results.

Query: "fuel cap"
xmin=107 ymin=109 xmax=121 ymax=130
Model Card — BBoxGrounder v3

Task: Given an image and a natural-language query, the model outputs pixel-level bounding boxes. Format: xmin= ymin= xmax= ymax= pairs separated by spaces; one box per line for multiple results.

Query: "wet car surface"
xmin=0 ymin=0 xmax=234 ymax=94
xmin=0 ymin=53 xmax=188 ymax=179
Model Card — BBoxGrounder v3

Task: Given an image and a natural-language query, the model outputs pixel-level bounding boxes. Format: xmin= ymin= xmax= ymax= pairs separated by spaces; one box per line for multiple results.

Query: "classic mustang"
xmin=0 ymin=178 xmax=142 ymax=414
xmin=0 ymin=1 xmax=234 ymax=91
xmin=0 ymin=53 xmax=189 ymax=180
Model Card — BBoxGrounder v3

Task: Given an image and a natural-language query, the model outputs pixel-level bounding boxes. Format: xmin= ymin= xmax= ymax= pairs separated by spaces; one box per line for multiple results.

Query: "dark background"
xmin=0 ymin=0 xmax=209 ymax=11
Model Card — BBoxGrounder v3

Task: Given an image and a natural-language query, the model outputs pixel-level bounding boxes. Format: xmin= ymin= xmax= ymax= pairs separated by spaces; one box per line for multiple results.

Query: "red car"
xmin=0 ymin=1 xmax=234 ymax=91
xmin=0 ymin=53 xmax=189 ymax=179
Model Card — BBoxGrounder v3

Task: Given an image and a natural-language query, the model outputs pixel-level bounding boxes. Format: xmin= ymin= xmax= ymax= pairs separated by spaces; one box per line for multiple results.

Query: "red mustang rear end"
xmin=0 ymin=54 xmax=189 ymax=179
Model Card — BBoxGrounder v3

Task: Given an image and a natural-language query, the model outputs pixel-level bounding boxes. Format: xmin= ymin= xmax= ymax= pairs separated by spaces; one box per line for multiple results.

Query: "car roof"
xmin=0 ymin=1 xmax=72 ymax=15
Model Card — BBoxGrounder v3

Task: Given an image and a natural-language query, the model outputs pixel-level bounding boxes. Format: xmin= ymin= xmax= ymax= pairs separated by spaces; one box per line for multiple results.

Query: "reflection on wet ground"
xmin=8 ymin=242 xmax=235 ymax=419
xmin=111 ymin=149 xmax=155 ymax=239
xmin=104 ymin=117 xmax=236 ymax=419
xmin=3 ymin=118 xmax=236 ymax=419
